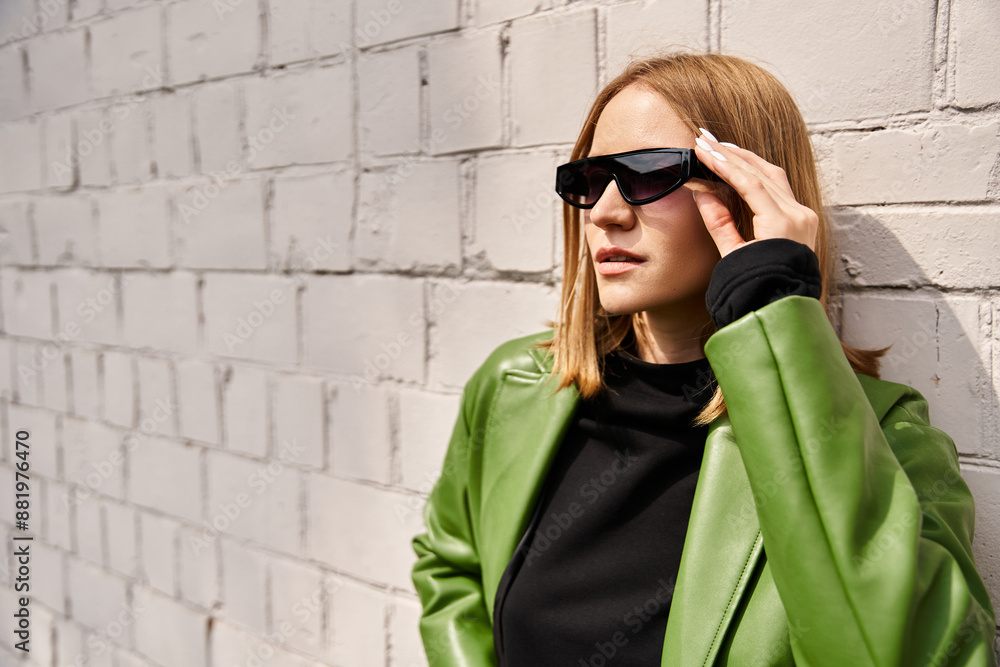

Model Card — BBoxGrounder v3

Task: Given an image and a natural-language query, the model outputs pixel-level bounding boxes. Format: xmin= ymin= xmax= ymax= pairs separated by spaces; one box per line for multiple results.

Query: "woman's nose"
xmin=587 ymin=178 xmax=636 ymax=231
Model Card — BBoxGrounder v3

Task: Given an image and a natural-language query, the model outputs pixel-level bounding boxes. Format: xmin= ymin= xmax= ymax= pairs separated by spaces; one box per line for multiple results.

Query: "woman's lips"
xmin=596 ymin=256 xmax=645 ymax=275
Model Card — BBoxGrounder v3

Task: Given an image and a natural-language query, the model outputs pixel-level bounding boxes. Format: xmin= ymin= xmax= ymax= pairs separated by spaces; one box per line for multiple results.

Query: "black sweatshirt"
xmin=494 ymin=238 xmax=823 ymax=666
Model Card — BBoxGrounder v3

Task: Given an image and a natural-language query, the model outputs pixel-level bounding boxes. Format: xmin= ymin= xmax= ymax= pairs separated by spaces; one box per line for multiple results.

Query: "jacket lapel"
xmin=660 ymin=415 xmax=764 ymax=665
xmin=478 ymin=354 xmax=580 ymax=619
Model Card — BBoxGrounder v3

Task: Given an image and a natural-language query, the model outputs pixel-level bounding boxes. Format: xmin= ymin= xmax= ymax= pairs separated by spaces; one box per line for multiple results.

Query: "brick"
xmin=167 ymin=0 xmax=259 ymax=84
xmin=13 ymin=340 xmax=44 ymax=406
xmin=961 ymin=465 xmax=1000 ymax=617
xmin=203 ymin=273 xmax=297 ymax=365
xmin=832 ymin=206 xmax=1000 ymax=289
xmin=207 ymin=450 xmax=301 ymax=554
xmin=951 ymin=0 xmax=1000 ymax=107
xmin=0 ymin=119 xmax=41 ymax=193
xmin=44 ymin=109 xmax=75 ymax=188
xmin=175 ymin=176 xmax=268 ymax=270
xmin=1 ymin=268 xmax=51 ymax=338
xmin=110 ymin=99 xmax=153 ymax=184
xmin=330 ymin=579 xmax=385 ymax=666
xmin=475 ymin=0 xmax=547 ymax=26
xmin=273 ymin=373 xmax=324 ymax=469
xmin=90 ymin=6 xmax=163 ymax=97
xmin=177 ymin=359 xmax=220 ymax=445
xmin=39 ymin=345 xmax=68 ymax=413
xmin=135 ymin=356 xmax=176 ymax=437
xmin=308 ymin=475 xmax=423 ymax=589
xmin=29 ymin=606 xmax=57 ymax=665
xmin=210 ymin=618 xmax=316 ymax=667
xmin=222 ymin=364 xmax=269 ymax=457
xmin=0 ymin=198 xmax=35 ymax=265
xmin=132 ymin=436 xmax=201 ymax=522
xmin=397 ymin=389 xmax=460 ymax=492
xmin=133 ymin=586 xmax=208 ymax=667
xmin=122 ymin=272 xmax=199 ymax=354
xmin=75 ymin=108 xmax=113 ymax=187
xmin=45 ymin=480 xmax=74 ymax=550
xmin=73 ymin=0 xmax=103 ymax=19
xmin=69 ymin=347 xmax=101 ymax=420
xmin=605 ymin=1 xmax=709 ymax=77
xmin=270 ymin=558 xmax=324 ymax=655
xmin=193 ymin=81 xmax=242 ymax=175
xmin=63 ymin=417 xmax=126 ymax=499
xmin=140 ymin=511 xmax=177 ymax=596
xmin=0 ymin=338 xmax=11 ymax=399
xmin=427 ymin=31 xmax=503 ymax=154
xmin=179 ymin=525 xmax=219 ymax=609
xmin=304 ymin=274 xmax=424 ymax=381
xmin=357 ymin=45 xmax=421 ymax=156
xmin=243 ymin=66 xmax=353 ymax=168
xmin=819 ymin=123 xmax=999 ymax=205
xmin=34 ymin=194 xmax=97 ymax=266
xmin=67 ymin=557 xmax=128 ymax=630
xmin=357 ymin=161 xmax=462 ymax=270
xmin=389 ymin=596 xmax=427 ymax=667
xmin=219 ymin=539 xmax=268 ymax=633
xmin=0 ymin=46 xmax=26 ymax=121
xmin=429 ymin=279 xmax=558 ymax=387
xmin=354 ymin=0 xmax=458 ymax=46
xmin=151 ymin=90 xmax=195 ymax=179
xmin=96 ymin=184 xmax=172 ymax=268
xmin=0 ymin=0 xmax=36 ymax=45
xmin=102 ymin=350 xmax=135 ymax=429
xmin=509 ymin=11 xmax=598 ymax=146
xmin=271 ymin=171 xmax=353 ymax=272
xmin=104 ymin=501 xmax=138 ymax=577
xmin=31 ymin=539 xmax=65 ymax=615
xmin=54 ymin=269 xmax=122 ymax=346
xmin=472 ymin=151 xmax=557 ymax=272
xmin=935 ymin=297 xmax=992 ymax=459
xmin=27 ymin=27 xmax=88 ymax=111
xmin=268 ymin=0 xmax=352 ymax=64
xmin=53 ymin=618 xmax=87 ymax=667
xmin=722 ymin=0 xmax=934 ymax=123
xmin=330 ymin=383 xmax=391 ymax=483
xmin=76 ymin=493 xmax=104 ymax=565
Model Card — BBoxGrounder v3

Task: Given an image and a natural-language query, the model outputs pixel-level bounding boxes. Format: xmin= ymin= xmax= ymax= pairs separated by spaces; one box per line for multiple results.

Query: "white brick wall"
xmin=1 ymin=0 xmax=998 ymax=664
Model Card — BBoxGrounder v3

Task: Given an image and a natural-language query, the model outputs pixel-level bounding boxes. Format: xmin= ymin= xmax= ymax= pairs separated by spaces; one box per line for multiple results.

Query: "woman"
xmin=411 ymin=53 xmax=997 ymax=666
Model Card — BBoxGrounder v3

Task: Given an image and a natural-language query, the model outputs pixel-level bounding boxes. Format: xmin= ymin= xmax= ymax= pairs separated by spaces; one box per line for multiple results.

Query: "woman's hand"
xmin=691 ymin=128 xmax=818 ymax=259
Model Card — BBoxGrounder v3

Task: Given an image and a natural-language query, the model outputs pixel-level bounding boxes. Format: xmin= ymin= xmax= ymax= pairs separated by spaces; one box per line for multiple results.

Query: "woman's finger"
xmin=691 ymin=189 xmax=746 ymax=258
xmin=693 ymin=142 xmax=789 ymax=224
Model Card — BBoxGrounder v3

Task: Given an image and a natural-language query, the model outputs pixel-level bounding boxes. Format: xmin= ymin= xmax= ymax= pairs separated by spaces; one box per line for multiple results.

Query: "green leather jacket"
xmin=411 ymin=295 xmax=997 ymax=666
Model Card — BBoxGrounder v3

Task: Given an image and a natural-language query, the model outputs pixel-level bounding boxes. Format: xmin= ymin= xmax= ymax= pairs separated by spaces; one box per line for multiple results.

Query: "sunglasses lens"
xmin=557 ymin=151 xmax=688 ymax=208
xmin=558 ymin=164 xmax=610 ymax=207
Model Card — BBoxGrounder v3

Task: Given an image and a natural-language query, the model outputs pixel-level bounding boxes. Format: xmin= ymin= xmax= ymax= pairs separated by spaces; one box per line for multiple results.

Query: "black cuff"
xmin=706 ymin=238 xmax=822 ymax=329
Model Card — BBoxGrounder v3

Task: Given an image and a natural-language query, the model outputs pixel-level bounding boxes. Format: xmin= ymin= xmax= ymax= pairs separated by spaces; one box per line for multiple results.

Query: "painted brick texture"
xmin=0 ymin=0 xmax=998 ymax=664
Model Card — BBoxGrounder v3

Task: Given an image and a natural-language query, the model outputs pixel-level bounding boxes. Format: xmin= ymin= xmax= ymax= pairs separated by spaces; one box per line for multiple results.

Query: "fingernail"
xmin=695 ymin=137 xmax=712 ymax=152
xmin=711 ymin=150 xmax=727 ymax=162
xmin=699 ymin=127 xmax=719 ymax=142
xmin=692 ymin=190 xmax=700 ymax=203
xmin=720 ymin=142 xmax=740 ymax=149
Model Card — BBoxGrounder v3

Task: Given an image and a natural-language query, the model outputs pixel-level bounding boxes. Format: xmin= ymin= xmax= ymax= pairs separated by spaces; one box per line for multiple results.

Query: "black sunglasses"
xmin=555 ymin=147 xmax=724 ymax=209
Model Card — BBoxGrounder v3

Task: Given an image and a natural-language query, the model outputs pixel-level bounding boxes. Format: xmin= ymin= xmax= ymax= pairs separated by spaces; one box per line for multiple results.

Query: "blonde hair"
xmin=540 ymin=52 xmax=888 ymax=426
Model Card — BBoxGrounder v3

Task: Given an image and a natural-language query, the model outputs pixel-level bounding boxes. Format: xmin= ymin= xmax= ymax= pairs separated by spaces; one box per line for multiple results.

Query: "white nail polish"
xmin=711 ymin=150 xmax=727 ymax=162
xmin=699 ymin=127 xmax=719 ymax=142
xmin=720 ymin=142 xmax=740 ymax=149
xmin=695 ymin=137 xmax=712 ymax=152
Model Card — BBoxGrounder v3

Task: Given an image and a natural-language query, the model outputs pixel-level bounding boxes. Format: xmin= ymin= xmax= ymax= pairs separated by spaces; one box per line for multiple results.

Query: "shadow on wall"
xmin=831 ymin=207 xmax=1000 ymax=621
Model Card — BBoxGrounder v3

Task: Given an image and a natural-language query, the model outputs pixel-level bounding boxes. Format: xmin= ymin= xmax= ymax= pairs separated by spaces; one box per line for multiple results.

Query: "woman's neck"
xmin=632 ymin=306 xmax=712 ymax=365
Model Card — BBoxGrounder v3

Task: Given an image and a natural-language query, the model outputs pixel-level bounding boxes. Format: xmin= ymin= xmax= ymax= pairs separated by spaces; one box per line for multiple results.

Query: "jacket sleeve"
xmin=411 ymin=372 xmax=498 ymax=666
xmin=704 ymin=293 xmax=997 ymax=666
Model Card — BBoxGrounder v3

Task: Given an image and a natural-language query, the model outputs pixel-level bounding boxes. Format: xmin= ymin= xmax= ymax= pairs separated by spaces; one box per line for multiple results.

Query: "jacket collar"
xmin=476 ymin=345 xmax=764 ymax=665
